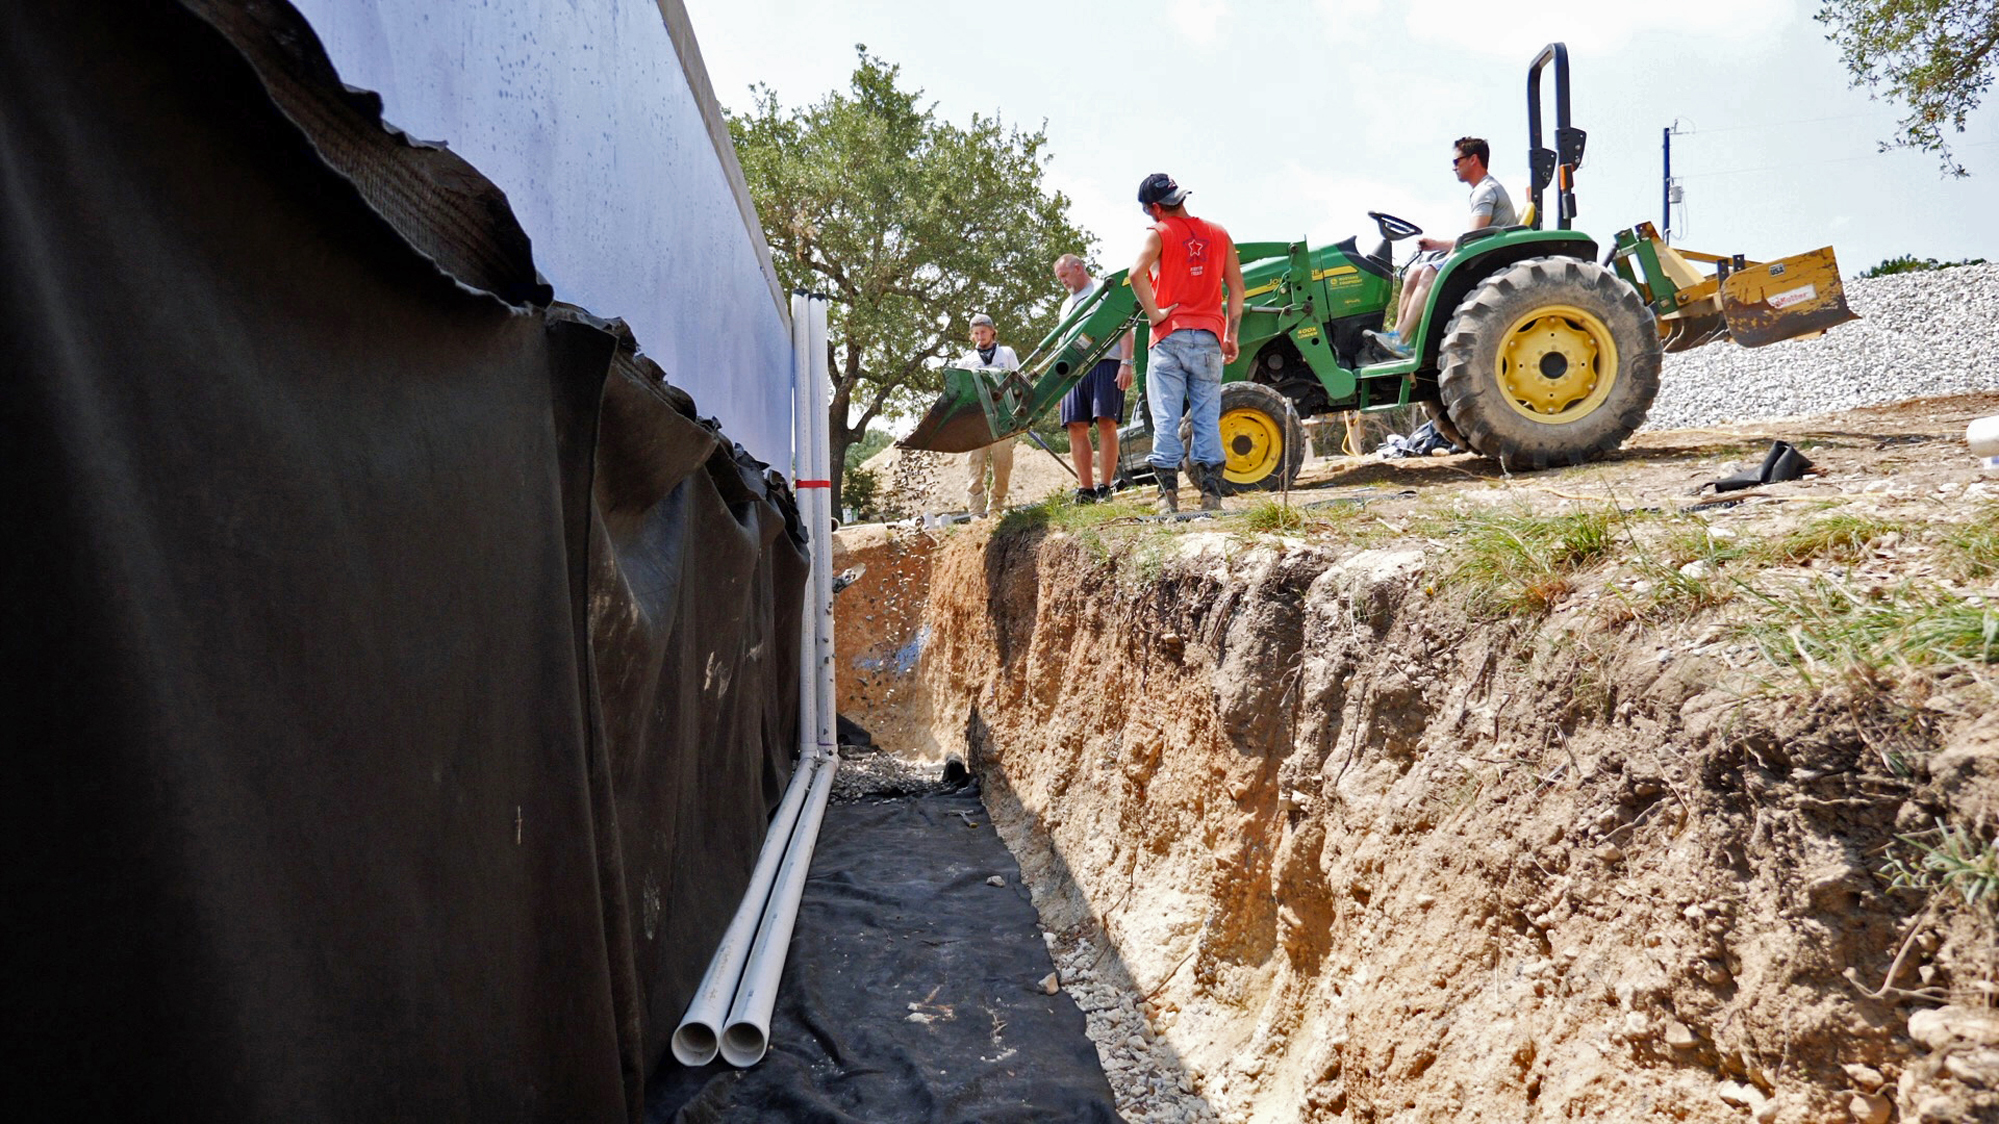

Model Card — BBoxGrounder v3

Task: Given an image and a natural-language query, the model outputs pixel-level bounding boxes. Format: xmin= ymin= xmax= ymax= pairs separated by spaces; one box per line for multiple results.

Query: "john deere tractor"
xmin=900 ymin=43 xmax=1856 ymax=484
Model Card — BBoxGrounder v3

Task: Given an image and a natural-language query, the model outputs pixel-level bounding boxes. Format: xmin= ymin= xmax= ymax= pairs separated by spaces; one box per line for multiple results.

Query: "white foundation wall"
xmin=291 ymin=0 xmax=793 ymax=465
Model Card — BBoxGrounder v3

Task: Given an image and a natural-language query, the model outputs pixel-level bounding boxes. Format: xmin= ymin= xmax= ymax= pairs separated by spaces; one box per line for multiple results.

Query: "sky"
xmin=683 ymin=0 xmax=1996 ymax=280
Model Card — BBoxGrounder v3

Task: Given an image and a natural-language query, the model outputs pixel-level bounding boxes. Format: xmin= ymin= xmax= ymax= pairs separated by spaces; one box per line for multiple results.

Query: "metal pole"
xmin=1662 ymin=126 xmax=1672 ymax=243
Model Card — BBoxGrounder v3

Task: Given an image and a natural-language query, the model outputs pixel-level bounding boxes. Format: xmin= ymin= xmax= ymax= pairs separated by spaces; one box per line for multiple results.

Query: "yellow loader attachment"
xmin=1716 ymin=246 xmax=1859 ymax=348
xmin=1613 ymin=223 xmax=1859 ymax=352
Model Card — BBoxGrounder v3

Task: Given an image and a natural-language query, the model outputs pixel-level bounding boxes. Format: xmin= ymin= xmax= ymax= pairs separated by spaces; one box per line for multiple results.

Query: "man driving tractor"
xmin=1368 ymin=136 xmax=1517 ymax=359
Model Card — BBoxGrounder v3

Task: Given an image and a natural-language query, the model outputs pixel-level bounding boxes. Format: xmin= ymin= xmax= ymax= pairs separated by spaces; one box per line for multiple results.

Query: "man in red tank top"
xmin=1130 ymin=173 xmax=1243 ymax=513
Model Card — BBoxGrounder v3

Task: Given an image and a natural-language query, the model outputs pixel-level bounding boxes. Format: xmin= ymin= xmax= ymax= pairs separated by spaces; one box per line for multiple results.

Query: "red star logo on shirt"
xmin=1185 ymin=234 xmax=1209 ymax=276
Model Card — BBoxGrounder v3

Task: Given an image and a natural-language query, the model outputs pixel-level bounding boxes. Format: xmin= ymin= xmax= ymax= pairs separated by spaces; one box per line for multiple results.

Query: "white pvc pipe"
xmin=677 ymin=293 xmax=843 ymax=1071
xmin=807 ymin=296 xmax=837 ymax=757
xmin=791 ymin=291 xmax=819 ymax=760
xmin=719 ymin=743 xmax=839 ymax=1067
xmin=1969 ymin=414 xmax=1999 ymax=458
xmin=668 ymin=751 xmax=823 ymax=1066
xmin=671 ymin=291 xmax=824 ymax=1067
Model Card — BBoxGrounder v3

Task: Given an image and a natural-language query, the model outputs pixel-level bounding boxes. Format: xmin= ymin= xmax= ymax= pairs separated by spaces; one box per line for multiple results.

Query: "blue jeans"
xmin=1145 ymin=329 xmax=1224 ymax=471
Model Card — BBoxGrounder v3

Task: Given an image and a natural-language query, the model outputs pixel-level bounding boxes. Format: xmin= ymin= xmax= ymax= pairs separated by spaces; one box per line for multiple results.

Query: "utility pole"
xmin=1661 ymin=126 xmax=1671 ymax=242
xmin=1662 ymin=120 xmax=1688 ymax=243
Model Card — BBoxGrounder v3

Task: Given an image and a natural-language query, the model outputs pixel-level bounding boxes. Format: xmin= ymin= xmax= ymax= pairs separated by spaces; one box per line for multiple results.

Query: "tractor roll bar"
xmin=1526 ymin=42 xmax=1586 ymax=231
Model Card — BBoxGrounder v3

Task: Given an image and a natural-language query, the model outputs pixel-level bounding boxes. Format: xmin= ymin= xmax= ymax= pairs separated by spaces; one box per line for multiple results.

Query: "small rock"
xmin=1415 ymin=893 xmax=1437 ymax=909
xmin=986 ymin=875 xmax=1006 ymax=887
xmin=1847 ymin=1091 xmax=1890 ymax=1124
xmin=1914 ymin=1095 xmax=1959 ymax=1123
xmin=1664 ymin=1019 xmax=1699 ymax=1049
xmin=1945 ymin=1047 xmax=1999 ymax=1085
xmin=1718 ymin=1081 xmax=1765 ymax=1110
xmin=1038 ymin=972 xmax=1060 ymax=995
xmin=1842 ymin=1062 xmax=1885 ymax=1091
xmin=1909 ymin=1005 xmax=1999 ymax=1049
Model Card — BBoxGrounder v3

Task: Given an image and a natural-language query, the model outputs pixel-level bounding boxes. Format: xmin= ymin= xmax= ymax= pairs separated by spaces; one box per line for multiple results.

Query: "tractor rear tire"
xmin=1183 ymin=381 xmax=1305 ymax=493
xmin=1437 ymin=257 xmax=1661 ymax=471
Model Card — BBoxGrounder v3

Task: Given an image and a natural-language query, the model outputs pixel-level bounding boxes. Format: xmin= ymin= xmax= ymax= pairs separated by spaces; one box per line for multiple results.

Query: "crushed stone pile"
xmin=1647 ymin=263 xmax=1999 ymax=430
xmin=828 ymin=744 xmax=956 ymax=802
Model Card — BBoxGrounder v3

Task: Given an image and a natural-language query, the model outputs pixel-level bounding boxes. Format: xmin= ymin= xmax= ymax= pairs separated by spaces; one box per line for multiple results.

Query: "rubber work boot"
xmin=1155 ymin=469 xmax=1179 ymax=514
xmin=1198 ymin=464 xmax=1226 ymax=512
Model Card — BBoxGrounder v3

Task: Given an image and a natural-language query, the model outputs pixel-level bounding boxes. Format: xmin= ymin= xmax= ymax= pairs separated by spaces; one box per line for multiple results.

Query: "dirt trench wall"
xmin=898 ymin=524 xmax=1998 ymax=1124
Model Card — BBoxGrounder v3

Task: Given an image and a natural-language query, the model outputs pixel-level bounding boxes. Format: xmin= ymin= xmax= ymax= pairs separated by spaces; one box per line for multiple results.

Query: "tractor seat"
xmin=1450 ymin=202 xmax=1538 ymax=252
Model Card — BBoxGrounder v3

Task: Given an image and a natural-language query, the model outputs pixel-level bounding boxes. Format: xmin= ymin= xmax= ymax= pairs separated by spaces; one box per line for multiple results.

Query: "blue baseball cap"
xmin=1136 ymin=173 xmax=1189 ymax=208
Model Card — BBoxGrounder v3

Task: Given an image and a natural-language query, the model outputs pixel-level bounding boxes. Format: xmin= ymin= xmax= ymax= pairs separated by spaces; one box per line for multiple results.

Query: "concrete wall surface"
xmin=290 ymin=0 xmax=793 ymax=465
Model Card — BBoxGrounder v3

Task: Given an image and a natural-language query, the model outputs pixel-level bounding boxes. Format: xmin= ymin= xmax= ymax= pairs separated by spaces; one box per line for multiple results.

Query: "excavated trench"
xmin=832 ymin=504 xmax=1999 ymax=1124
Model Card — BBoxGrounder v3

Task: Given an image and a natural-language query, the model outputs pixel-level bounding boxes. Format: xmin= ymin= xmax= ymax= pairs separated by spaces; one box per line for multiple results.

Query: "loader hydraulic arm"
xmin=899 ymin=243 xmax=1328 ymax=454
xmin=899 ymin=275 xmax=1145 ymax=454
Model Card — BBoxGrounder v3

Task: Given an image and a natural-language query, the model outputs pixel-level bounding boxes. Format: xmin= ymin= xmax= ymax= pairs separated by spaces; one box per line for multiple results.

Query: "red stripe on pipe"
xmin=796 ymin=480 xmax=832 ymax=488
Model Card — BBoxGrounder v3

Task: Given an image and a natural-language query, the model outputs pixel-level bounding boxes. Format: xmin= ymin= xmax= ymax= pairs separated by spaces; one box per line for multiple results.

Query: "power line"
xmin=1680 ymin=139 xmax=1999 ymax=179
xmin=1679 ymin=110 xmax=1901 ymax=135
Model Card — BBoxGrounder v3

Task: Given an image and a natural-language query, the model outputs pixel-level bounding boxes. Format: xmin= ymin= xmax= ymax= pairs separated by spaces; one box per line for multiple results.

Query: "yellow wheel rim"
xmin=1220 ymin=407 xmax=1283 ymax=485
xmin=1494 ymin=304 xmax=1619 ymax=423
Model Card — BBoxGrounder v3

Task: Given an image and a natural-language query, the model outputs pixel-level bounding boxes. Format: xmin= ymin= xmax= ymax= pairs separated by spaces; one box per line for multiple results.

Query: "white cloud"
xmin=1277 ymin=165 xmax=1468 ymax=249
xmin=1314 ymin=0 xmax=1384 ymax=39
xmin=1396 ymin=0 xmax=1797 ymax=57
xmin=1169 ymin=0 xmax=1232 ymax=43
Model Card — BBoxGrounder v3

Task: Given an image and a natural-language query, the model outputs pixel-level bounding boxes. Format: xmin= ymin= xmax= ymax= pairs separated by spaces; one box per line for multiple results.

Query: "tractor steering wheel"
xmin=1367 ymin=211 xmax=1423 ymax=242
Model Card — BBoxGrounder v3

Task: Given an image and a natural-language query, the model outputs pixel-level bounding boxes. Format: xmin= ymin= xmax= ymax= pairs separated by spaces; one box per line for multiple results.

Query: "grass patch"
xmin=1740 ymin=579 xmax=1999 ymax=684
xmin=1658 ymin=517 xmax=1747 ymax=568
xmin=1615 ymin=514 xmax=1746 ymax=621
xmin=1938 ymin=501 xmax=1999 ymax=581
xmin=1442 ymin=508 xmax=1619 ymax=617
xmin=1240 ymin=499 xmax=1307 ymax=534
xmin=1885 ymin=823 xmax=1999 ymax=910
xmin=1761 ymin=513 xmax=1905 ymax=565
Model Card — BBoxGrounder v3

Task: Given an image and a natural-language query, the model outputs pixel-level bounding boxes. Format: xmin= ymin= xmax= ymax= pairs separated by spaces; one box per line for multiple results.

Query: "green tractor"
xmin=900 ymin=43 xmax=1856 ymax=485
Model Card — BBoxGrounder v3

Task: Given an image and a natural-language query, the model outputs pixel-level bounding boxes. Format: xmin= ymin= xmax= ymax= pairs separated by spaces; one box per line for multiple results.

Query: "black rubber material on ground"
xmin=646 ymin=789 xmax=1121 ymax=1123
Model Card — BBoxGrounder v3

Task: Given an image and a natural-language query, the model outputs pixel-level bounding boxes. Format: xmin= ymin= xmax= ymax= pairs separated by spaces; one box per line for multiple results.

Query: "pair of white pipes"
xmin=670 ymin=292 xmax=840 ymax=1069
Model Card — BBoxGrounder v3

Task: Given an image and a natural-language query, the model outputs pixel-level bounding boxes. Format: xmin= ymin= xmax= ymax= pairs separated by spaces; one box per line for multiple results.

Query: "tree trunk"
xmin=826 ymin=350 xmax=858 ymax=520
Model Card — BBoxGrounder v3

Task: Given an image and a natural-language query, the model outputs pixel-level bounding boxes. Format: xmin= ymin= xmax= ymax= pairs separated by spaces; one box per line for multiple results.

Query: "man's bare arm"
xmin=1130 ymin=230 xmax=1172 ymax=327
xmin=1221 ymin=239 xmax=1245 ymax=363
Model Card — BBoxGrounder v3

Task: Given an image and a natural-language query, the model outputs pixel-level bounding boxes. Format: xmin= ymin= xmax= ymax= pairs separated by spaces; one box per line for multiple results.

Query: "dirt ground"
xmin=832 ymin=392 xmax=1999 ymax=1124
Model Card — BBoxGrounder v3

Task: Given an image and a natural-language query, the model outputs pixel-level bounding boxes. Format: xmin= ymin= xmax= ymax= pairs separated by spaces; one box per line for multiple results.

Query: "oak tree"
xmin=728 ymin=48 xmax=1092 ymax=500
xmin=1818 ymin=0 xmax=1999 ymax=175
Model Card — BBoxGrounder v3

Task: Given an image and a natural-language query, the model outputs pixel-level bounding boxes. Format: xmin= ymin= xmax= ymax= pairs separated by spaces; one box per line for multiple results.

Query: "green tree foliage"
xmin=1817 ymin=1 xmax=1999 ymax=176
xmin=1861 ymin=252 xmax=1990 ymax=275
xmin=840 ymin=464 xmax=883 ymax=523
xmin=843 ymin=427 xmax=894 ymax=470
xmin=728 ymin=48 xmax=1092 ymax=500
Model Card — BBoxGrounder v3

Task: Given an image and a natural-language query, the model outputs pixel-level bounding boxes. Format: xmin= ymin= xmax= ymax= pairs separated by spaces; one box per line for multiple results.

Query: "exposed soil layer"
xmin=834 ymin=394 xmax=1999 ymax=1124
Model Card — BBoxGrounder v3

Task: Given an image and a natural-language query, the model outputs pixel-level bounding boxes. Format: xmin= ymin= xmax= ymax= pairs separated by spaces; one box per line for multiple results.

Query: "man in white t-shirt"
xmin=958 ymin=313 xmax=1020 ymax=516
xmin=1368 ymin=136 xmax=1518 ymax=359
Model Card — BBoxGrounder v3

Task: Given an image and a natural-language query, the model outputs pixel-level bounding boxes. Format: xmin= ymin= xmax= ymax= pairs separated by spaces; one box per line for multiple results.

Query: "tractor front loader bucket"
xmin=1717 ymin=246 xmax=1859 ymax=349
xmin=898 ymin=365 xmax=1030 ymax=453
